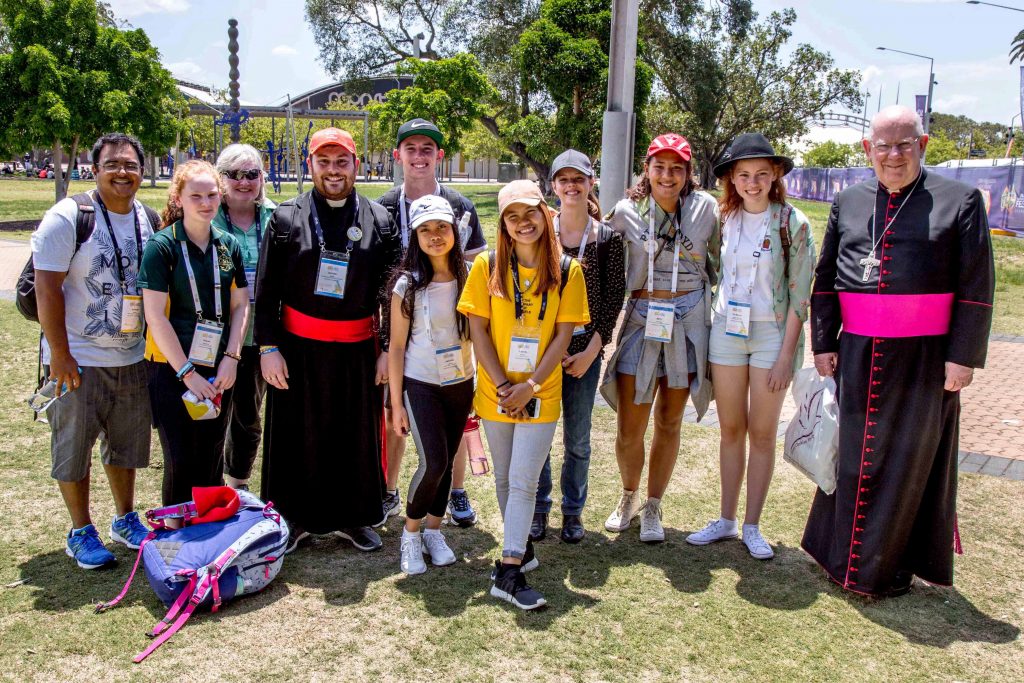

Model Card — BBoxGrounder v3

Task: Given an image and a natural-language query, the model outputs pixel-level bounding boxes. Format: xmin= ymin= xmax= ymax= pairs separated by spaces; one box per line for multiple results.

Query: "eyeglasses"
xmin=222 ymin=168 xmax=261 ymax=181
xmin=99 ymin=161 xmax=141 ymax=174
xmin=871 ymin=138 xmax=920 ymax=156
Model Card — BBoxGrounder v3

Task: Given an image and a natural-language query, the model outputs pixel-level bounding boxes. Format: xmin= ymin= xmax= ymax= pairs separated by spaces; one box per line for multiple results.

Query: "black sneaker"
xmin=375 ymin=490 xmax=401 ymax=528
xmin=285 ymin=525 xmax=311 ymax=555
xmin=529 ymin=512 xmax=548 ymax=542
xmin=560 ymin=514 xmax=585 ymax=544
xmin=490 ymin=560 xmax=546 ymax=610
xmin=447 ymin=489 xmax=477 ymax=527
xmin=490 ymin=540 xmax=538 ymax=580
xmin=336 ymin=526 xmax=383 ymax=552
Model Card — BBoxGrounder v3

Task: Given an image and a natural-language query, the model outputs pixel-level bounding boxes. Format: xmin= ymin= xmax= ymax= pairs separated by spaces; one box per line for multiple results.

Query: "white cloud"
xmin=933 ymin=94 xmax=981 ymax=111
xmin=271 ymin=45 xmax=298 ymax=56
xmin=107 ymin=0 xmax=190 ymax=18
xmin=166 ymin=60 xmax=215 ymax=84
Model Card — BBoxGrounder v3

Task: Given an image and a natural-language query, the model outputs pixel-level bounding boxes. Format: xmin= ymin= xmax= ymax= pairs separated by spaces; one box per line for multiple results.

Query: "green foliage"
xmin=367 ymin=54 xmax=496 ymax=155
xmin=0 ymin=0 xmax=185 ymax=199
xmin=928 ymin=112 xmax=1010 ymax=160
xmin=802 ymin=140 xmax=864 ymax=168
xmin=924 ymin=134 xmax=960 ymax=165
xmin=1010 ymin=28 xmax=1024 ymax=64
xmin=642 ymin=3 xmax=861 ymax=186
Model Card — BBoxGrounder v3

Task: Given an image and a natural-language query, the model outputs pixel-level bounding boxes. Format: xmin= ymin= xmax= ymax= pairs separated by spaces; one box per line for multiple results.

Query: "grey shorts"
xmin=47 ymin=361 xmax=152 ymax=482
xmin=708 ymin=315 xmax=784 ymax=370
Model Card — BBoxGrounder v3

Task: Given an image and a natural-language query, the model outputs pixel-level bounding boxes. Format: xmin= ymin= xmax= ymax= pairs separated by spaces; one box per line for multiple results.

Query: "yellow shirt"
xmin=457 ymin=252 xmax=590 ymax=423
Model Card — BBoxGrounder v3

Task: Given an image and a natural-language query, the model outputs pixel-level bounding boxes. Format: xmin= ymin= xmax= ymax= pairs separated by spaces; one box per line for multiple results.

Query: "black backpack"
xmin=15 ymin=192 xmax=160 ymax=322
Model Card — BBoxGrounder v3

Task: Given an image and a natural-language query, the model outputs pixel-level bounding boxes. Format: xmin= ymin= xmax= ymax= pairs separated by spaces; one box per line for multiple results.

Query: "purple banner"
xmin=784 ymin=165 xmax=1024 ymax=237
xmin=915 ymin=95 xmax=927 ymax=128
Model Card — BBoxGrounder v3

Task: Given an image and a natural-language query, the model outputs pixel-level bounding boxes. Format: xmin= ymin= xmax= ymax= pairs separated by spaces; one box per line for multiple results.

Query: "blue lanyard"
xmin=309 ymin=194 xmax=358 ymax=254
xmin=94 ymin=193 xmax=142 ymax=293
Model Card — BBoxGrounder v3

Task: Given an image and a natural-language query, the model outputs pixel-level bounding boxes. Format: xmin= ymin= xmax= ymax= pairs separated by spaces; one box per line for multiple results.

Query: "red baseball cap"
xmin=309 ymin=128 xmax=357 ymax=156
xmin=646 ymin=133 xmax=692 ymax=163
xmin=190 ymin=486 xmax=240 ymax=524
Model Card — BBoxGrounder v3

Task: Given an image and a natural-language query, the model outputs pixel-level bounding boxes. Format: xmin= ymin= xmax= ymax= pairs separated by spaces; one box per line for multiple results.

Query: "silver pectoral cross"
xmin=859 ymin=253 xmax=881 ymax=282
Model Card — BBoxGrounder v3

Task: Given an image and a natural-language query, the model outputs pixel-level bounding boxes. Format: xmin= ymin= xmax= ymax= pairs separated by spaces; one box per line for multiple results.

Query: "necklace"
xmin=861 ymin=173 xmax=922 ymax=283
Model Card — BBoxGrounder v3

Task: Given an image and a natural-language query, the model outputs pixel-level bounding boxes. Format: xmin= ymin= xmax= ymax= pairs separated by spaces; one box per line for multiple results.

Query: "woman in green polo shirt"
xmin=212 ymin=144 xmax=276 ymax=491
xmin=139 ymin=160 xmax=249 ymax=509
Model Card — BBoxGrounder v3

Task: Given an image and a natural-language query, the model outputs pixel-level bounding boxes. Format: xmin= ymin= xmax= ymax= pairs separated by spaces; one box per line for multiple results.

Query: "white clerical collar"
xmin=326 ymin=197 xmax=348 ymax=208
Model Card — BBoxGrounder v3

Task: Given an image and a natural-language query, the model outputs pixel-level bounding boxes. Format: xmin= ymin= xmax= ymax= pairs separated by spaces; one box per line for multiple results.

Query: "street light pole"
xmin=599 ymin=0 xmax=640 ymax=213
xmin=966 ymin=1 xmax=1024 ymax=13
xmin=876 ymin=47 xmax=935 ymax=136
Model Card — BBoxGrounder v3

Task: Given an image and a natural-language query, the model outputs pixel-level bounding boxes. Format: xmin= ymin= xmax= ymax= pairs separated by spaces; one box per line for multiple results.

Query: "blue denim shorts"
xmin=708 ymin=315 xmax=783 ymax=370
xmin=616 ymin=291 xmax=702 ymax=377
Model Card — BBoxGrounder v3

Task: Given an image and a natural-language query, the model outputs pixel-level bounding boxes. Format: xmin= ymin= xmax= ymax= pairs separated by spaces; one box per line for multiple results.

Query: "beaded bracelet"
xmin=223 ymin=350 xmax=242 ymax=361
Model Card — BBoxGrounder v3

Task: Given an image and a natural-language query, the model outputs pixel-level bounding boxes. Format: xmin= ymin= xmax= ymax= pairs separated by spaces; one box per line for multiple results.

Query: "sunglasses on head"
xmin=222 ymin=168 xmax=261 ymax=181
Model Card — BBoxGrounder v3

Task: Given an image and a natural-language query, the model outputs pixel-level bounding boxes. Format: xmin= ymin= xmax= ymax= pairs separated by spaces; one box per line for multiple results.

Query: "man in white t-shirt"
xmin=32 ymin=133 xmax=159 ymax=570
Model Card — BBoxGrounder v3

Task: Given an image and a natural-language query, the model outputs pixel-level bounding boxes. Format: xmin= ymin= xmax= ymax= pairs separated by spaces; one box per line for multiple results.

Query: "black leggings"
xmin=403 ymin=377 xmax=474 ymax=520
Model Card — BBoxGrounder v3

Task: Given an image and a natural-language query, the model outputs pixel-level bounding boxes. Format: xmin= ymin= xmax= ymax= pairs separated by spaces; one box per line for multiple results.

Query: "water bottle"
xmin=463 ymin=416 xmax=490 ymax=476
xmin=27 ymin=369 xmax=81 ymax=420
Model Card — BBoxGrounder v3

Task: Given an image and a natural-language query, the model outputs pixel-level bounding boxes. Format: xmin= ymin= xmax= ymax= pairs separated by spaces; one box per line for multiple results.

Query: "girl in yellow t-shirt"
xmin=457 ymin=179 xmax=589 ymax=610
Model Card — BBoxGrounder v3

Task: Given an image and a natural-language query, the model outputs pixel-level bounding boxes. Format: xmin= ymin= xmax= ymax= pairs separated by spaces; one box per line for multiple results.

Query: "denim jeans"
xmin=535 ymin=358 xmax=601 ymax=516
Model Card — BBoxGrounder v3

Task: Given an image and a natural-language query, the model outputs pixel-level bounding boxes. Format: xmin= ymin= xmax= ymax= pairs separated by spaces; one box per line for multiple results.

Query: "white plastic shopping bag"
xmin=783 ymin=368 xmax=840 ymax=494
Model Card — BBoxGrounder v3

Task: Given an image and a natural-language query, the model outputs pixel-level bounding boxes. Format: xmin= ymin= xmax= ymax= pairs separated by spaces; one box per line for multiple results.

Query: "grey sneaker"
xmin=400 ymin=531 xmax=427 ymax=575
xmin=375 ymin=490 xmax=401 ymax=528
xmin=421 ymin=530 xmax=456 ymax=566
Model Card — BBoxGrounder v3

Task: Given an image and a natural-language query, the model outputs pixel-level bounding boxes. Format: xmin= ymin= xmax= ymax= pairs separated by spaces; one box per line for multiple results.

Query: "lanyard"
xmin=510 ymin=252 xmax=548 ymax=322
xmin=399 ymin=182 xmax=442 ymax=249
xmin=554 ymin=216 xmax=592 ymax=255
xmin=309 ymin=194 xmax=358 ymax=254
xmin=94 ymin=194 xmax=142 ymax=294
xmin=179 ymin=232 xmax=222 ymax=323
xmin=223 ymin=204 xmax=261 ymax=260
xmin=647 ymin=203 xmax=681 ymax=295
xmin=729 ymin=210 xmax=772 ymax=298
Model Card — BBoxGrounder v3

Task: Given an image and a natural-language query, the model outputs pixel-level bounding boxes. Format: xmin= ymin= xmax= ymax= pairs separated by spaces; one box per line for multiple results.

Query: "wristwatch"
xmin=526 ymin=378 xmax=541 ymax=394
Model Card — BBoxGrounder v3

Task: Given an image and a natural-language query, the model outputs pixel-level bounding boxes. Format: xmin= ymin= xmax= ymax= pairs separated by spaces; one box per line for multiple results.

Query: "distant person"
xmin=31 ymin=133 xmax=159 ymax=569
xmin=600 ymin=133 xmax=719 ymax=544
xmin=139 ymin=160 xmax=249 ymax=510
xmin=377 ymin=119 xmax=488 ymax=529
xmin=686 ymin=133 xmax=814 ymax=560
xmin=804 ymin=105 xmax=995 ymax=597
xmin=212 ymin=144 xmax=277 ymax=491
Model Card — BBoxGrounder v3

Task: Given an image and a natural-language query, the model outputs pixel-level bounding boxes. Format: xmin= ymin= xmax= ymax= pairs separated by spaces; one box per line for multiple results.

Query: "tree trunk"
xmin=53 ymin=139 xmax=64 ymax=203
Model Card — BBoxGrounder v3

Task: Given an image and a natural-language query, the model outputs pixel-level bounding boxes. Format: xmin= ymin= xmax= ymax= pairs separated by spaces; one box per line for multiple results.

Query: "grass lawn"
xmin=0 ymin=293 xmax=1022 ymax=681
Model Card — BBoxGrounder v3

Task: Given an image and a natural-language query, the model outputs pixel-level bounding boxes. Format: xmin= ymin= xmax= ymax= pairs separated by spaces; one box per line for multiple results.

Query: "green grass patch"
xmin=0 ymin=302 xmax=1021 ymax=680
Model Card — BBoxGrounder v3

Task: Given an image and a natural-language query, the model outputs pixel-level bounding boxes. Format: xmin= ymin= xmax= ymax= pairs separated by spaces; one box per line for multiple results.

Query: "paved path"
xmin=2 ymin=236 xmax=1020 ymax=479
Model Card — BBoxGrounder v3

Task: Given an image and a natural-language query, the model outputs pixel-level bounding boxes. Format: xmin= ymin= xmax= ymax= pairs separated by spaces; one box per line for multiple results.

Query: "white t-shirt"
xmin=31 ymin=192 xmax=155 ymax=366
xmin=393 ymin=275 xmax=474 ymax=385
xmin=714 ymin=209 xmax=775 ymax=322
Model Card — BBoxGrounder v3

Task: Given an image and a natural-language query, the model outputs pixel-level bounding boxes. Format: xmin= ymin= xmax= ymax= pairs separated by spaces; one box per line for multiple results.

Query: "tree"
xmin=641 ymin=2 xmax=861 ymax=186
xmin=924 ymin=134 xmax=959 ymax=166
xmin=1010 ymin=28 xmax=1024 ymax=63
xmin=928 ymin=112 xmax=1007 ymax=160
xmin=0 ymin=0 xmax=185 ymax=200
xmin=802 ymin=140 xmax=864 ymax=168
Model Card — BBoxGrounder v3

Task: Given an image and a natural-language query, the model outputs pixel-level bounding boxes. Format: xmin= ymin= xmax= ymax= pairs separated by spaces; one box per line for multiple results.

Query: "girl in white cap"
xmin=388 ymin=195 xmax=475 ymax=575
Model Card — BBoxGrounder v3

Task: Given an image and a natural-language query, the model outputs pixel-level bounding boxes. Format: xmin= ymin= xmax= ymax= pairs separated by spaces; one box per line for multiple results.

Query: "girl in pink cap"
xmin=599 ymin=133 xmax=720 ymax=544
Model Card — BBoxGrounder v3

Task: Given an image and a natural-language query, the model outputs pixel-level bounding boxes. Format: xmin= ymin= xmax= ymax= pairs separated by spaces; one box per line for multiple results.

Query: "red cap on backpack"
xmin=646 ymin=133 xmax=692 ymax=163
xmin=190 ymin=486 xmax=240 ymax=524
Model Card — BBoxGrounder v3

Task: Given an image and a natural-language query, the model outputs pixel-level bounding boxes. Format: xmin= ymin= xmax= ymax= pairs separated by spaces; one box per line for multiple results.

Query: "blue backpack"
xmin=96 ymin=489 xmax=289 ymax=662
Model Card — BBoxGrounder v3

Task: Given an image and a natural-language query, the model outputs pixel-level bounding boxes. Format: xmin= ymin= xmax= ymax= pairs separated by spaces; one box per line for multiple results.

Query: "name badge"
xmin=435 ymin=343 xmax=468 ymax=385
xmin=314 ymin=250 xmax=349 ymax=299
xmin=644 ymin=300 xmax=675 ymax=343
xmin=188 ymin=319 xmax=224 ymax=367
xmin=507 ymin=325 xmax=541 ymax=374
xmin=120 ymin=294 xmax=143 ymax=335
xmin=725 ymin=299 xmax=752 ymax=338
xmin=244 ymin=267 xmax=257 ymax=304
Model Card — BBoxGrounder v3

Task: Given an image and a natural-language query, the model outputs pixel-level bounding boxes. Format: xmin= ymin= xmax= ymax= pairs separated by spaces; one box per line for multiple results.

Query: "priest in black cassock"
xmin=255 ymin=128 xmax=401 ymax=553
xmin=804 ymin=105 xmax=995 ymax=598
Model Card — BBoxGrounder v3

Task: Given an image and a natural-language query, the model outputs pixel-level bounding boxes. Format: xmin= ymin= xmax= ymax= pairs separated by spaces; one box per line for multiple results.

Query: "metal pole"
xmin=363 ymin=112 xmax=370 ymax=181
xmin=599 ymin=0 xmax=640 ymax=213
xmin=288 ymin=95 xmax=301 ymax=193
xmin=925 ymin=58 xmax=935 ymax=136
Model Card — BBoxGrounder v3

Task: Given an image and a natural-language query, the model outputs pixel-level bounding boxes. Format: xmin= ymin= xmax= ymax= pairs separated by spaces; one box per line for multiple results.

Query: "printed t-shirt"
xmin=138 ymin=222 xmax=247 ymax=364
xmin=457 ymin=252 xmax=589 ymax=423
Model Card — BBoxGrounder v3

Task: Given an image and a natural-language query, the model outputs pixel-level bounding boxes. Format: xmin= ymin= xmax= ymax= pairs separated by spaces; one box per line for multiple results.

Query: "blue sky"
xmin=108 ymin=0 xmax=1024 ymax=127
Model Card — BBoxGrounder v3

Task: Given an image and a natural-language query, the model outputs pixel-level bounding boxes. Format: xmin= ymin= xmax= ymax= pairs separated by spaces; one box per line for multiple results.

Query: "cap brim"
xmin=310 ymin=142 xmax=356 ymax=156
xmin=714 ymin=154 xmax=794 ymax=178
xmin=397 ymin=129 xmax=445 ymax=148
xmin=549 ymin=162 xmax=594 ymax=180
xmin=411 ymin=211 xmax=455 ymax=230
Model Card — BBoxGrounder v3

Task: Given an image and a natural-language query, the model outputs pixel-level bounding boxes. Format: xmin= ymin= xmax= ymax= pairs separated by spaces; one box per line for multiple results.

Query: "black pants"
xmin=223 ymin=345 xmax=267 ymax=480
xmin=403 ymin=377 xmax=474 ymax=520
xmin=147 ymin=360 xmax=232 ymax=505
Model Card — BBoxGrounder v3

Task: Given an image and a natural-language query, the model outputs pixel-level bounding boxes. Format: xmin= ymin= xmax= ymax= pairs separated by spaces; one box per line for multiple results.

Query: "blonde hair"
xmin=161 ymin=160 xmax=225 ymax=227
xmin=718 ymin=159 xmax=788 ymax=220
xmin=216 ymin=143 xmax=266 ymax=203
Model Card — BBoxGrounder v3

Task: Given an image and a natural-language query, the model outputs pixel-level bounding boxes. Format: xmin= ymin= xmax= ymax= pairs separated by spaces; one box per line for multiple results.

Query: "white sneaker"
xmin=686 ymin=518 xmax=740 ymax=546
xmin=742 ymin=525 xmax=775 ymax=560
xmin=400 ymin=531 xmax=427 ymax=575
xmin=421 ymin=530 xmax=456 ymax=566
xmin=639 ymin=498 xmax=665 ymax=543
xmin=604 ymin=489 xmax=642 ymax=532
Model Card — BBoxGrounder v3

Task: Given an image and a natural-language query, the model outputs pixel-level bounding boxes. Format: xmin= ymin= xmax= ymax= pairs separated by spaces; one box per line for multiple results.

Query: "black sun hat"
xmin=713 ymin=132 xmax=794 ymax=178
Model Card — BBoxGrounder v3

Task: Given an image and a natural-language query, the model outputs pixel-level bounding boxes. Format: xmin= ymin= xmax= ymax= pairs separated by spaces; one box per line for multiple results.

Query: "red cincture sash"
xmin=839 ymin=292 xmax=953 ymax=337
xmin=282 ymin=305 xmax=374 ymax=342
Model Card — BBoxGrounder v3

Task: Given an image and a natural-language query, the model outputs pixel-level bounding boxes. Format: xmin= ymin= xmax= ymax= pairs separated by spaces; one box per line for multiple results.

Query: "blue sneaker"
xmin=447 ymin=489 xmax=477 ymax=528
xmin=110 ymin=511 xmax=150 ymax=550
xmin=65 ymin=525 xmax=116 ymax=570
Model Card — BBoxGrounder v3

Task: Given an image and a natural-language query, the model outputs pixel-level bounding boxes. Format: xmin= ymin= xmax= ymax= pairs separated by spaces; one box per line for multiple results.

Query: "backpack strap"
xmin=141 ymin=204 xmax=161 ymax=232
xmin=558 ymin=253 xmax=572 ymax=297
xmin=94 ymin=531 xmax=159 ymax=613
xmin=70 ymin=192 xmax=97 ymax=255
xmin=779 ymin=204 xmax=793 ymax=282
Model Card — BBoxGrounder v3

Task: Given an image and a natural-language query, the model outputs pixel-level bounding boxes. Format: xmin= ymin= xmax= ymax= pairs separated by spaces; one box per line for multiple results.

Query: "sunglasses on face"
xmin=222 ymin=168 xmax=261 ymax=181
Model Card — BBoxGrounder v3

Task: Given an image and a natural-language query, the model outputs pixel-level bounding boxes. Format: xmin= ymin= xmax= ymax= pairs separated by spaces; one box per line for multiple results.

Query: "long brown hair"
xmin=161 ymin=160 xmax=225 ymax=227
xmin=488 ymin=203 xmax=563 ymax=299
xmin=717 ymin=159 xmax=788 ymax=220
xmin=625 ymin=157 xmax=698 ymax=202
